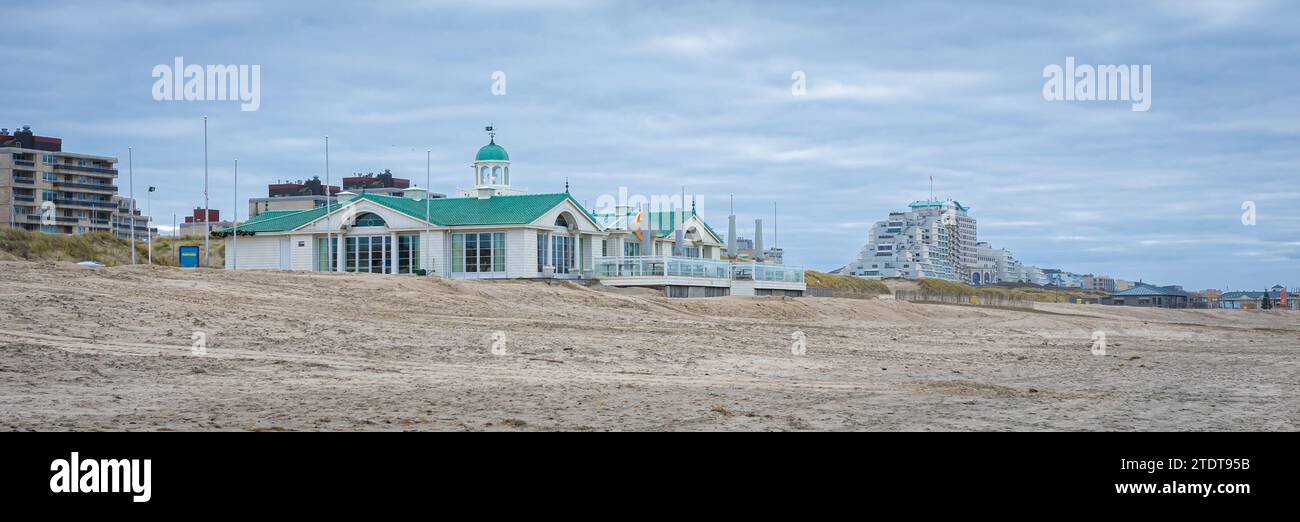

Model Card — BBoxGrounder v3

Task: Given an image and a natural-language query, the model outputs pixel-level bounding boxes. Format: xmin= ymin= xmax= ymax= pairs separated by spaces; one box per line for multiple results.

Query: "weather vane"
xmin=485 ymin=124 xmax=496 ymax=142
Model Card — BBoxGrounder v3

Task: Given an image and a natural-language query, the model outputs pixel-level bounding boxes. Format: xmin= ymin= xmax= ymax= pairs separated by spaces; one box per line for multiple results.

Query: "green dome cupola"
xmin=473 ymin=125 xmax=511 ymax=190
xmin=475 ymin=141 xmax=509 ymax=161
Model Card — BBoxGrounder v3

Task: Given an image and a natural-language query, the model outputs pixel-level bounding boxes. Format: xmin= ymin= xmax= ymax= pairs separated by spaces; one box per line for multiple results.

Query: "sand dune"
xmin=0 ymin=260 xmax=1296 ymax=431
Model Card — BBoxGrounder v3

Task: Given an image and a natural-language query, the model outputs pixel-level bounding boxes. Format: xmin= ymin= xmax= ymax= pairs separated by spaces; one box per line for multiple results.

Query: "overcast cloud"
xmin=2 ymin=0 xmax=1297 ymax=290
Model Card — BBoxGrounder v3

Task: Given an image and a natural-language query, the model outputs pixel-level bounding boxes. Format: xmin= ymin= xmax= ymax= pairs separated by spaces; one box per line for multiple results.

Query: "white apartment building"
xmin=845 ymin=200 xmax=976 ymax=283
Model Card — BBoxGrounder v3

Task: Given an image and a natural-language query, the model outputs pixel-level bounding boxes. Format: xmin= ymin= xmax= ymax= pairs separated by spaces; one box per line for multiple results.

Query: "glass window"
xmin=492 ymin=233 xmax=505 ymax=272
xmin=346 ymin=237 xmax=358 ymax=272
xmin=624 ymin=241 xmax=641 ymax=257
xmin=552 ymin=235 xmax=575 ymax=274
xmin=453 ymin=232 xmax=505 ymax=273
xmin=453 ymin=234 xmax=465 ymax=272
xmin=398 ymin=235 xmax=420 ymax=274
xmin=316 ymin=238 xmax=338 ymax=271
xmin=537 ymin=233 xmax=546 ymax=272
xmin=354 ymin=212 xmax=386 ymax=227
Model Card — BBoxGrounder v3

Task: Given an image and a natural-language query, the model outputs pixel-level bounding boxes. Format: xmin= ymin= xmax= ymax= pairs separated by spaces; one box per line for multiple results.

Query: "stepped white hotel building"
xmin=845 ymin=199 xmax=977 ymax=283
xmin=220 ymin=132 xmax=805 ymax=297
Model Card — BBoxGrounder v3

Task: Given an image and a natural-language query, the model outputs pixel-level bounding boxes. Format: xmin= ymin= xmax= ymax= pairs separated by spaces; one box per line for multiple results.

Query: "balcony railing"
xmin=13 ymin=177 xmax=35 ymax=184
xmin=594 ymin=256 xmax=732 ymax=279
xmin=54 ymin=164 xmax=117 ymax=175
xmin=731 ymin=262 xmax=806 ymax=283
xmin=14 ymin=160 xmax=35 ymax=167
xmin=53 ymin=180 xmax=117 ymax=192
xmin=52 ymin=198 xmax=116 ymax=209
xmin=25 ymin=215 xmax=81 ymax=224
xmin=594 ymin=256 xmax=805 ymax=283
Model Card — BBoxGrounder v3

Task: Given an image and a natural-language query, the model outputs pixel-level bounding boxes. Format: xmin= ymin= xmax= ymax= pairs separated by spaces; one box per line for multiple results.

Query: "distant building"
xmin=1114 ymin=279 xmax=1136 ymax=291
xmin=846 ymin=199 xmax=976 ymax=282
xmin=1 ymin=125 xmax=154 ymax=236
xmin=1102 ymin=283 xmax=1192 ymax=308
xmin=1219 ymin=285 xmax=1297 ymax=310
xmin=111 ymin=196 xmax=158 ymax=239
xmin=249 ymin=173 xmax=444 ymax=219
xmin=179 ymin=208 xmax=235 ymax=237
xmin=1084 ymin=275 xmax=1116 ymax=292
xmin=1043 ymin=269 xmax=1087 ymax=289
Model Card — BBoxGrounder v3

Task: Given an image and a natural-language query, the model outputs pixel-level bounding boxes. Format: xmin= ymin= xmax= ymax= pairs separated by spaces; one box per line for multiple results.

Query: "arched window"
xmin=479 ymin=166 xmax=488 ymax=184
xmin=972 ymin=272 xmax=981 ymax=285
xmin=354 ymin=212 xmax=386 ymax=227
xmin=492 ymin=166 xmax=502 ymax=184
xmin=554 ymin=213 xmax=572 ymax=228
xmin=503 ymin=167 xmax=509 ymax=184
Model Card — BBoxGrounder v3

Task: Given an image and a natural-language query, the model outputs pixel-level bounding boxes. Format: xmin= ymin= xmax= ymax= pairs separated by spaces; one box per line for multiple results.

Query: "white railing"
xmin=594 ymin=256 xmax=731 ymax=279
xmin=594 ymin=256 xmax=804 ymax=283
xmin=731 ymin=262 xmax=806 ymax=283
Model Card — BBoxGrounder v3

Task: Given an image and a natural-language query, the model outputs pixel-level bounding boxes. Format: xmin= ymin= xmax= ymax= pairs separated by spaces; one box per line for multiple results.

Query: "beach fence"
xmin=894 ymin=290 xmax=1036 ymax=309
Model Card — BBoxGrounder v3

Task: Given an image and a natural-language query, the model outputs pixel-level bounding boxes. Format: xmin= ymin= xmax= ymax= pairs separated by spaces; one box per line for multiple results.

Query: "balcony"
xmin=13 ymin=177 xmax=35 ymax=184
xmin=14 ymin=160 xmax=35 ymax=167
xmin=53 ymin=180 xmax=117 ymax=193
xmin=54 ymin=164 xmax=117 ymax=176
xmin=52 ymin=198 xmax=117 ymax=209
xmin=732 ymin=263 xmax=806 ymax=283
xmin=14 ymin=195 xmax=35 ymax=202
xmin=594 ymin=256 xmax=807 ymax=294
xmin=25 ymin=215 xmax=81 ymax=224
xmin=595 ymin=255 xmax=732 ymax=280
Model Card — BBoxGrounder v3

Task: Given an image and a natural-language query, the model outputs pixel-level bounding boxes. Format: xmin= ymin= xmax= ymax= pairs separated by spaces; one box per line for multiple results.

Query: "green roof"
xmin=475 ymin=141 xmax=509 ymax=161
xmin=220 ymin=192 xmax=596 ymax=233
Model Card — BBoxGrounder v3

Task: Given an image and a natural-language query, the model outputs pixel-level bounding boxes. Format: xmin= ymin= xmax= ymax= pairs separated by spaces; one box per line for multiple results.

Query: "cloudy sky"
xmin=3 ymin=0 xmax=1297 ymax=290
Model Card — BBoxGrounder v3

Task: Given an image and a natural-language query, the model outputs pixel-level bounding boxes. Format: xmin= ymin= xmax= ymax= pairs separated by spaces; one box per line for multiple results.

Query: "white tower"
xmin=459 ymin=125 xmax=526 ymax=198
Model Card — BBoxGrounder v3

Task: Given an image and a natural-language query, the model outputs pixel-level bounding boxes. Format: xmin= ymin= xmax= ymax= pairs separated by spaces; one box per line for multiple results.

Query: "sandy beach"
xmin=0 ymin=260 xmax=1295 ymax=431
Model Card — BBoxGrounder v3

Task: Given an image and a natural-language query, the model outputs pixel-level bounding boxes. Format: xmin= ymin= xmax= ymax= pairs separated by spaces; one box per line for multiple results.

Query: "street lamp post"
xmin=233 ymin=159 xmax=238 ymax=270
xmin=129 ymin=146 xmax=135 ymax=265
xmin=147 ymin=186 xmax=155 ymax=266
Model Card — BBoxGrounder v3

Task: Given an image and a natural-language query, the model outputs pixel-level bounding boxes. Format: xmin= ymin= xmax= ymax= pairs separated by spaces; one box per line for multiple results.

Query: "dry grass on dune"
xmin=0 ymin=229 xmax=224 ymax=267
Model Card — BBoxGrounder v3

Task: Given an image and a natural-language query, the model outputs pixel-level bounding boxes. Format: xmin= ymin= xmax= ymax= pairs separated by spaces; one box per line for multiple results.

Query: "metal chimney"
xmin=727 ymin=215 xmax=737 ymax=258
xmin=753 ymin=218 xmax=764 ymax=261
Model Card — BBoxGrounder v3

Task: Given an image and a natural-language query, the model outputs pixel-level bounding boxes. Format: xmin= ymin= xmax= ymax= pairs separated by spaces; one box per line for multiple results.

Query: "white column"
xmin=390 ymin=232 xmax=398 ymax=274
xmin=336 ymin=233 xmax=345 ymax=272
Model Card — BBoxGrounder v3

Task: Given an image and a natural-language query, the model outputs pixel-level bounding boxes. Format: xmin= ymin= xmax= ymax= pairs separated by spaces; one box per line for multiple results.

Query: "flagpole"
xmin=147 ymin=186 xmax=153 ymax=266
xmin=233 ymin=158 xmax=238 ymax=270
xmin=203 ymin=116 xmax=210 ymax=268
xmin=129 ymin=146 xmax=136 ymax=265
xmin=325 ymin=136 xmax=332 ymax=272
xmin=426 ymin=149 xmax=431 ymax=274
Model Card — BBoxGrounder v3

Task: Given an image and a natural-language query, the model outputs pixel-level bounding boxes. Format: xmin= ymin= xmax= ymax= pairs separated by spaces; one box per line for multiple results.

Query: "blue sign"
xmin=179 ymin=246 xmax=200 ymax=268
